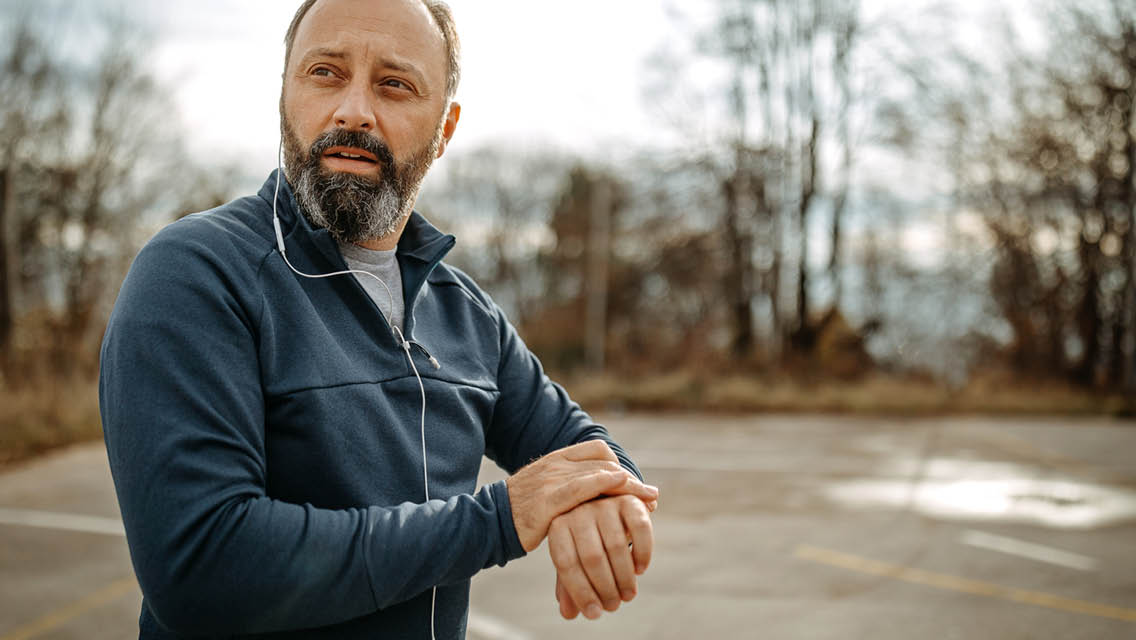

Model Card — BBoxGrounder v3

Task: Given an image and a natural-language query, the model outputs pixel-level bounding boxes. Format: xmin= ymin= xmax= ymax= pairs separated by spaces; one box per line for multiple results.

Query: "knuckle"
xmin=579 ymin=549 xmax=605 ymax=567
xmin=550 ymin=548 xmax=575 ymax=570
xmin=569 ymin=441 xmax=595 ymax=457
xmin=583 ymin=440 xmax=614 ymax=458
xmin=629 ymin=513 xmax=652 ymax=529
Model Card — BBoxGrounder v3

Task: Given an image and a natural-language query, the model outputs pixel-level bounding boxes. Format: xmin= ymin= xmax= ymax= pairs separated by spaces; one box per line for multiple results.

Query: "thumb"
xmin=553 ymin=470 xmax=629 ymax=513
xmin=604 ymin=474 xmax=660 ymax=502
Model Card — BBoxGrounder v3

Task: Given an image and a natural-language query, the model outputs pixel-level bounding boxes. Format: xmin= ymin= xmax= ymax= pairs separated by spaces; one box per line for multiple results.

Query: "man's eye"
xmin=381 ymin=79 xmax=410 ymax=91
xmin=311 ymin=67 xmax=335 ymax=78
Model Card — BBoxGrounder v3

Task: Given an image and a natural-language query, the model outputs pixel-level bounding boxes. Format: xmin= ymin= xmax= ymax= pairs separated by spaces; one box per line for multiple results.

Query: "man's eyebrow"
xmin=295 ymin=49 xmax=431 ymax=91
xmin=378 ymin=56 xmax=429 ymax=88
xmin=299 ymin=47 xmax=348 ymax=63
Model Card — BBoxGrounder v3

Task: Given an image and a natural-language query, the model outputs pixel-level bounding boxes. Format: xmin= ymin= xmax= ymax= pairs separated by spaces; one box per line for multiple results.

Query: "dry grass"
xmin=0 ymin=378 xmax=102 ymax=467
xmin=563 ymin=370 xmax=1133 ymax=416
xmin=0 ymin=370 xmax=1128 ymax=468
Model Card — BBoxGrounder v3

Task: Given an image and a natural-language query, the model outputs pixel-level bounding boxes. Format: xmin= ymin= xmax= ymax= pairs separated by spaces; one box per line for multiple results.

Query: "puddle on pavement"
xmin=825 ymin=457 xmax=1136 ymax=529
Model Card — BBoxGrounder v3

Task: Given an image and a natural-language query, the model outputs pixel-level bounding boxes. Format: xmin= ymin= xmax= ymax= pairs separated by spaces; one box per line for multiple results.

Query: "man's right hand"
xmin=506 ymin=440 xmax=658 ymax=552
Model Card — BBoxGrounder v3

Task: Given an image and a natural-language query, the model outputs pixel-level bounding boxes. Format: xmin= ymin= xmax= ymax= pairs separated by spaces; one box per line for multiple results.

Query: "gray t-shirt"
xmin=338 ymin=242 xmax=405 ymax=332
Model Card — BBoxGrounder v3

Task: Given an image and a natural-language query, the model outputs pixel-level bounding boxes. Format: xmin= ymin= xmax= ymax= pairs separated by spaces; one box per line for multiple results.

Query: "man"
xmin=99 ymin=0 xmax=657 ymax=638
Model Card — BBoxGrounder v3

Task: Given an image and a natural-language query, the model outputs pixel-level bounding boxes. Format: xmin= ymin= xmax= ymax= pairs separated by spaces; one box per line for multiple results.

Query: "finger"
xmin=548 ymin=522 xmax=603 ymax=620
xmin=600 ymin=473 xmax=660 ymax=502
xmin=556 ymin=575 xmax=579 ymax=619
xmin=552 ymin=470 xmax=632 ymax=513
xmin=644 ymin=499 xmax=658 ymax=512
xmin=573 ymin=520 xmax=622 ymax=612
xmin=597 ymin=500 xmax=638 ymax=602
xmin=559 ymin=439 xmax=617 ymax=462
xmin=623 ymin=500 xmax=655 ymax=575
xmin=563 ymin=459 xmax=624 ymax=474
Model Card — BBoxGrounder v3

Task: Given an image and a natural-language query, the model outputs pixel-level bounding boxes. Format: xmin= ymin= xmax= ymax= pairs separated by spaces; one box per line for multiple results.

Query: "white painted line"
xmin=467 ymin=611 xmax=532 ymax=640
xmin=960 ymin=529 xmax=1098 ymax=571
xmin=0 ymin=507 xmax=125 ymax=537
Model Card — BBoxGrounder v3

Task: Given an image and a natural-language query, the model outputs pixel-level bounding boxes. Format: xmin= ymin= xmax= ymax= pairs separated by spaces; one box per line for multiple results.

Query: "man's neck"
xmin=355 ymin=236 xmax=399 ymax=251
xmin=353 ymin=214 xmax=411 ymax=251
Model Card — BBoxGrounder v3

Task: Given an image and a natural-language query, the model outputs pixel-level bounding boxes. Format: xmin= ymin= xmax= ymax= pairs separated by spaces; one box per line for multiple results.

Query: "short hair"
xmin=283 ymin=0 xmax=461 ymax=101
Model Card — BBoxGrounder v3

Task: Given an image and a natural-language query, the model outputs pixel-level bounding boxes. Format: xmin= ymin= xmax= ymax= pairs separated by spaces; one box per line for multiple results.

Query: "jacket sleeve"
xmin=99 ymin=226 xmax=525 ymax=636
xmin=482 ymin=301 xmax=643 ymax=481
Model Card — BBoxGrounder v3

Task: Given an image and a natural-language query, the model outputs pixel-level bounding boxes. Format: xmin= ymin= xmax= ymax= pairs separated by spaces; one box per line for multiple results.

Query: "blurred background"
xmin=0 ymin=1 xmax=1134 ymax=638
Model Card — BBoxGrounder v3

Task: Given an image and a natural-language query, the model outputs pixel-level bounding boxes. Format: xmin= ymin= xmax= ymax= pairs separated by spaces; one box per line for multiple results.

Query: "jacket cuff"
xmin=489 ymin=480 xmax=527 ymax=563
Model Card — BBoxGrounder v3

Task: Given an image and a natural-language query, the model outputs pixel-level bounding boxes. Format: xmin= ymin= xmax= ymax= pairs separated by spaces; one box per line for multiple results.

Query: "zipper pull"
xmin=410 ymin=341 xmax=442 ymax=370
xmin=392 ymin=326 xmax=441 ymax=370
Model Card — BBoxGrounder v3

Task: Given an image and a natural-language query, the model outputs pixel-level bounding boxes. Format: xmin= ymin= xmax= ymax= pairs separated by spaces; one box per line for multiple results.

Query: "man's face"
xmin=281 ymin=0 xmax=460 ymax=245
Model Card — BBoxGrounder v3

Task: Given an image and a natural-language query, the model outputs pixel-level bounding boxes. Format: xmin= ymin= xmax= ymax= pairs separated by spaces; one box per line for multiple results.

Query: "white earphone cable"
xmin=396 ymin=325 xmax=437 ymax=640
xmin=273 ymin=144 xmax=438 ymax=640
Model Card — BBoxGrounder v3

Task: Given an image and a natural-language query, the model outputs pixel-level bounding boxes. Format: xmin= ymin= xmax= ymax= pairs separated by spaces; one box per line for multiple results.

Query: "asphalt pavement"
xmin=1 ymin=414 xmax=1134 ymax=639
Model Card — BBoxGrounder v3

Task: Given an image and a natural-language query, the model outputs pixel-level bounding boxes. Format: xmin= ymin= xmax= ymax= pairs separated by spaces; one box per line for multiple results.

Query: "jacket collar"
xmin=258 ymin=170 xmax=456 ymax=267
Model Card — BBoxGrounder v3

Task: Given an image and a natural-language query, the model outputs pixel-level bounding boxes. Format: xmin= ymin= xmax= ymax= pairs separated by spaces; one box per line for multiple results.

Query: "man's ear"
xmin=435 ymin=102 xmax=461 ymax=159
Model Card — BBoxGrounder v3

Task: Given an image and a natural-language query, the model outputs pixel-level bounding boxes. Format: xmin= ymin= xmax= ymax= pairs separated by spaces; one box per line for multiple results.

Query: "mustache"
xmin=307 ymin=129 xmax=396 ymax=172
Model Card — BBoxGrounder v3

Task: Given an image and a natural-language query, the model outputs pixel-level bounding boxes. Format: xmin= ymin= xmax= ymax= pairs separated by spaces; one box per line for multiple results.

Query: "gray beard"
xmin=294 ymin=167 xmax=408 ymax=244
xmin=281 ymin=122 xmax=440 ymax=246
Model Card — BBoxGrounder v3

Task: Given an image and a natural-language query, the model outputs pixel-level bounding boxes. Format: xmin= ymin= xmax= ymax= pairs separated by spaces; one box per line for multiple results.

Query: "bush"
xmin=0 ymin=377 xmax=101 ymax=466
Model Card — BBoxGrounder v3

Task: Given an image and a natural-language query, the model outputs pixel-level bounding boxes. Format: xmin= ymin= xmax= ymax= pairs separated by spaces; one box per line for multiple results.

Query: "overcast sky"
xmin=114 ymin=1 xmax=677 ymax=174
xmin=1 ymin=0 xmax=1043 ymax=188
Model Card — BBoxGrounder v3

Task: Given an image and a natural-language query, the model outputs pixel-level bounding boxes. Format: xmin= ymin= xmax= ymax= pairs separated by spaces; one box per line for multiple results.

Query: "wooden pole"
xmin=0 ymin=166 xmax=12 ymax=379
xmin=585 ymin=178 xmax=610 ymax=372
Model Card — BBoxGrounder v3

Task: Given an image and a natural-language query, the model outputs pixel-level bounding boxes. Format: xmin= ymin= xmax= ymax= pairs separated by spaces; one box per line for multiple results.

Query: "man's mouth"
xmin=322 ymin=146 xmax=379 ymax=165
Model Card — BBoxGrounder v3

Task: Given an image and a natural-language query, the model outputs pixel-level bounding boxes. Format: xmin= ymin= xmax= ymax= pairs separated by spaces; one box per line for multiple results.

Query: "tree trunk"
xmin=793 ymin=115 xmax=820 ymax=351
xmin=585 ymin=179 xmax=611 ymax=371
xmin=0 ymin=166 xmax=11 ymax=379
xmin=1074 ymin=237 xmax=1102 ymax=386
xmin=829 ymin=171 xmax=847 ymax=311
xmin=1122 ymin=56 xmax=1136 ymax=391
xmin=723 ymin=173 xmax=754 ymax=359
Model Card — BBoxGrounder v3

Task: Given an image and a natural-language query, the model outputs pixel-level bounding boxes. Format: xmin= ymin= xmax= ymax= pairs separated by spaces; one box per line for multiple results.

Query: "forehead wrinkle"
xmin=296 ymin=46 xmax=346 ymax=65
xmin=290 ymin=4 xmax=444 ymax=93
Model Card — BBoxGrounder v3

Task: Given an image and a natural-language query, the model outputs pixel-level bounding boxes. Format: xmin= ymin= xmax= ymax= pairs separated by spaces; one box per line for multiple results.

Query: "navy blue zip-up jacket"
xmin=99 ymin=171 xmax=642 ymax=639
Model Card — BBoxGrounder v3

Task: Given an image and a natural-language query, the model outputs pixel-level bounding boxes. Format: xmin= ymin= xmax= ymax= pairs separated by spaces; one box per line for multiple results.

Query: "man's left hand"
xmin=547 ymin=494 xmax=655 ymax=620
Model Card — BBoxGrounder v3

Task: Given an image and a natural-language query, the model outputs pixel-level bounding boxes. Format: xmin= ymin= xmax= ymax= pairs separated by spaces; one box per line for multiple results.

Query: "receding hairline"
xmin=283 ymin=0 xmax=461 ymax=100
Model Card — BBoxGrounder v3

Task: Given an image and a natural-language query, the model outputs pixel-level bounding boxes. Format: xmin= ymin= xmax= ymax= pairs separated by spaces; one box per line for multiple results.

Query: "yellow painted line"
xmin=0 ymin=576 xmax=138 ymax=640
xmin=794 ymin=545 xmax=1136 ymax=623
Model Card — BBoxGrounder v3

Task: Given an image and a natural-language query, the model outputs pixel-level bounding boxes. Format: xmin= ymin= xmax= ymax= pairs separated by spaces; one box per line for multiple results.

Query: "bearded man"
xmin=98 ymin=1 xmax=657 ymax=638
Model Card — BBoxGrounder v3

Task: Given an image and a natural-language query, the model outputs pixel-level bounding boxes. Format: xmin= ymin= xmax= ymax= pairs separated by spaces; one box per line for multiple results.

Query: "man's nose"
xmin=333 ymin=79 xmax=376 ymax=131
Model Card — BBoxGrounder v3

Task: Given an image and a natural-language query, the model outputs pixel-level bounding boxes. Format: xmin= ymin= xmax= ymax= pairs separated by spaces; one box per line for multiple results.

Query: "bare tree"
xmin=420 ymin=146 xmax=569 ymax=326
xmin=886 ymin=1 xmax=1136 ymax=389
xmin=649 ymin=0 xmax=865 ymax=364
xmin=0 ymin=18 xmax=68 ymax=374
xmin=0 ymin=10 xmax=228 ymax=382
